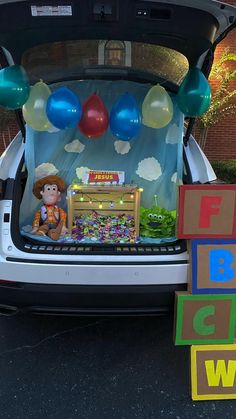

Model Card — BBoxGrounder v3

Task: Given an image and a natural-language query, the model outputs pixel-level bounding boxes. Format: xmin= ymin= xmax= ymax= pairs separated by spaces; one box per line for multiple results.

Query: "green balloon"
xmin=0 ymin=65 xmax=30 ymax=110
xmin=177 ymin=68 xmax=211 ymax=117
xmin=23 ymin=81 xmax=53 ymax=131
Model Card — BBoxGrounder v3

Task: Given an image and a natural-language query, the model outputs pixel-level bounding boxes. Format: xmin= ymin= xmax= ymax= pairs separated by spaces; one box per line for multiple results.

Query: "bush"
xmin=212 ymin=160 xmax=236 ymax=183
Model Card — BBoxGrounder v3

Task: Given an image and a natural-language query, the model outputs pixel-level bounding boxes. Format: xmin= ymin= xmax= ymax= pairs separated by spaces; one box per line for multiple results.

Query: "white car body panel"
xmin=0 ymin=200 xmax=188 ymax=285
xmin=184 ymin=135 xmax=217 ymax=183
xmin=0 ymin=257 xmax=188 ymax=286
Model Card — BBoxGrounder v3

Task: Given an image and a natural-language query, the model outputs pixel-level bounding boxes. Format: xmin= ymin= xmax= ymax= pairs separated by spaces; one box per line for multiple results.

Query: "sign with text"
xmin=178 ymin=185 xmax=236 ymax=238
xmin=82 ymin=170 xmax=125 ymax=185
xmin=174 ymin=292 xmax=236 ymax=345
xmin=190 ymin=239 xmax=236 ymax=294
xmin=191 ymin=343 xmax=236 ymax=400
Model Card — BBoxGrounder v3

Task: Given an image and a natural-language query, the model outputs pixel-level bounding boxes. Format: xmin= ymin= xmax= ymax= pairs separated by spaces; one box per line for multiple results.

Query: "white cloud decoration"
xmin=76 ymin=166 xmax=90 ymax=180
xmin=35 ymin=163 xmax=58 ymax=180
xmin=64 ymin=139 xmax=85 ymax=154
xmin=114 ymin=140 xmax=131 ymax=155
xmin=47 ymin=126 xmax=60 ymax=133
xmin=136 ymin=157 xmax=162 ymax=181
xmin=166 ymin=123 xmax=179 ymax=144
xmin=171 ymin=172 xmax=177 ymax=183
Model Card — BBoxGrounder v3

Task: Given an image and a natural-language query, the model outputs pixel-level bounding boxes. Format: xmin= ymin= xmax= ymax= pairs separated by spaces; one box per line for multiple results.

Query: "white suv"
xmin=0 ymin=0 xmax=235 ymax=315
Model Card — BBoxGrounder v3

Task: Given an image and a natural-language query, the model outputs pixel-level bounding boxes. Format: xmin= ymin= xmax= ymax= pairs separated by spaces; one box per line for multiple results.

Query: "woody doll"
xmin=32 ymin=175 xmax=67 ymax=241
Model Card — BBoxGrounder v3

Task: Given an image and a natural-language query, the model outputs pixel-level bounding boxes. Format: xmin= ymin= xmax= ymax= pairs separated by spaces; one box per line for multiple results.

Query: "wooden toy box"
xmin=67 ymin=184 xmax=141 ymax=237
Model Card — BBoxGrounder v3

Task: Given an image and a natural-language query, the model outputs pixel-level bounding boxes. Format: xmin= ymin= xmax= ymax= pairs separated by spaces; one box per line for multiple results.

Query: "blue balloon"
xmin=46 ymin=87 xmax=82 ymax=129
xmin=110 ymin=92 xmax=141 ymax=141
xmin=177 ymin=68 xmax=211 ymax=117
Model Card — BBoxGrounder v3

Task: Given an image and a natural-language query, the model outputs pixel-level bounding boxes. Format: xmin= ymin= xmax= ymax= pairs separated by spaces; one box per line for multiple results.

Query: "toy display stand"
xmin=67 ymin=184 xmax=141 ymax=238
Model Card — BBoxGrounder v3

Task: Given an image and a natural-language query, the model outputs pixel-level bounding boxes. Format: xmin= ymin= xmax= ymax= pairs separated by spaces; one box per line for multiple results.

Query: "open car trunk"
xmin=0 ymin=0 xmax=236 ymax=257
xmin=16 ymin=76 xmax=183 ymax=250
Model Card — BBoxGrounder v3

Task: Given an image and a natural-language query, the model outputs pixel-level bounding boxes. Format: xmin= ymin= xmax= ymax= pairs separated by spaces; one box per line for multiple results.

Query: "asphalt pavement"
xmin=0 ymin=313 xmax=236 ymax=419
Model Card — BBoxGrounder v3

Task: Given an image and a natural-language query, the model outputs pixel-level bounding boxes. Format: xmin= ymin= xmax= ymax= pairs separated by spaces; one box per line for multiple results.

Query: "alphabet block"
xmin=191 ymin=343 xmax=236 ymax=400
xmin=178 ymin=185 xmax=236 ymax=239
xmin=190 ymin=239 xmax=236 ymax=294
xmin=174 ymin=292 xmax=236 ymax=345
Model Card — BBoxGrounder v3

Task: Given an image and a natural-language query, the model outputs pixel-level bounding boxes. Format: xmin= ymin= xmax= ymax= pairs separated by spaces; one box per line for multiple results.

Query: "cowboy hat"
xmin=33 ymin=175 xmax=66 ymax=199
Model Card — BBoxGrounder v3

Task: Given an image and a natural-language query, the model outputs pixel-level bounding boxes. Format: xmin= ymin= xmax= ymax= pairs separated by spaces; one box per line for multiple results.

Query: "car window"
xmin=22 ymin=40 xmax=189 ymax=85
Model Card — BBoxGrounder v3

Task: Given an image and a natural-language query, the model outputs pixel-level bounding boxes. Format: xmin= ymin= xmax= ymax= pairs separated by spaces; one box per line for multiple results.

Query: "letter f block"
xmin=177 ymin=185 xmax=236 ymax=238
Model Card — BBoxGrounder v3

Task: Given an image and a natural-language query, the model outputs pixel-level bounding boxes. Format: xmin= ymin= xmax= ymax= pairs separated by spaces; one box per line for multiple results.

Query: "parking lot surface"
xmin=0 ymin=313 xmax=236 ymax=419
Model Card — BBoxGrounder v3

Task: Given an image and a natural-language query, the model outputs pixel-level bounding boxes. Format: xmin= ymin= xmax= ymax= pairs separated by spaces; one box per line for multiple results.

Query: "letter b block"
xmin=190 ymin=239 xmax=236 ymax=294
xmin=174 ymin=292 xmax=236 ymax=345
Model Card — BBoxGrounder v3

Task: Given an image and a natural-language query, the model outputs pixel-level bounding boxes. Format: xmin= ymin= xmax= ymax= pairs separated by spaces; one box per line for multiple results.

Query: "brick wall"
xmin=203 ymin=0 xmax=236 ymax=161
xmin=0 ymin=118 xmax=19 ymax=155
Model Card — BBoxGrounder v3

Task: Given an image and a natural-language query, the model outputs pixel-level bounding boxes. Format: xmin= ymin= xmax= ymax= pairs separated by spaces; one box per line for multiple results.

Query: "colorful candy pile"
xmin=71 ymin=211 xmax=136 ymax=243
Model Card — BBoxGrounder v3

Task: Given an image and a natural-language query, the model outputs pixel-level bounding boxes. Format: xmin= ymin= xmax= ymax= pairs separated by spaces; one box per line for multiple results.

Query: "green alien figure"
xmin=139 ymin=206 xmax=176 ymax=238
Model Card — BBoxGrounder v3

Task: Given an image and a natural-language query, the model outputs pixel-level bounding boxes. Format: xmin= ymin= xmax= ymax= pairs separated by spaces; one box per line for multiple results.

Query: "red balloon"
xmin=78 ymin=93 xmax=109 ymax=138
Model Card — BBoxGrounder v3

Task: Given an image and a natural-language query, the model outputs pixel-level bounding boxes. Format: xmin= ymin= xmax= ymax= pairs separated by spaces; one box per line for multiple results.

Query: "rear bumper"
xmin=0 ymin=282 xmax=186 ymax=316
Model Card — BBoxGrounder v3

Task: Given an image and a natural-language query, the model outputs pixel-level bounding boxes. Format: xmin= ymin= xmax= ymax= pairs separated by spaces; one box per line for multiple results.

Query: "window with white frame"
xmin=98 ymin=40 xmax=131 ymax=66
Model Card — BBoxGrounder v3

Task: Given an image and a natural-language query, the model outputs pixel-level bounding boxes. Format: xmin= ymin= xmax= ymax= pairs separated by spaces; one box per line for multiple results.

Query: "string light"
xmin=75 ymin=189 xmax=141 ymax=207
xmin=154 ymin=194 xmax=158 ymax=206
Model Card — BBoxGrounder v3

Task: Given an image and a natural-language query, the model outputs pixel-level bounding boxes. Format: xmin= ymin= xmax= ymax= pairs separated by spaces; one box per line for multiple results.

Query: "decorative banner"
xmin=142 ymin=84 xmax=173 ymax=129
xmin=23 ymin=81 xmax=53 ymax=131
xmin=177 ymin=68 xmax=211 ymax=117
xmin=110 ymin=92 xmax=141 ymax=141
xmin=79 ymin=93 xmax=109 ymax=138
xmin=190 ymin=239 xmax=236 ymax=294
xmin=178 ymin=185 xmax=236 ymax=239
xmin=46 ymin=87 xmax=82 ymax=129
xmin=191 ymin=343 xmax=236 ymax=400
xmin=0 ymin=65 xmax=30 ymax=109
xmin=174 ymin=292 xmax=236 ymax=345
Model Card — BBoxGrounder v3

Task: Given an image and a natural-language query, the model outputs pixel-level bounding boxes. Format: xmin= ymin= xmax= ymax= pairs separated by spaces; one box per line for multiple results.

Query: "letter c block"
xmin=174 ymin=292 xmax=236 ymax=345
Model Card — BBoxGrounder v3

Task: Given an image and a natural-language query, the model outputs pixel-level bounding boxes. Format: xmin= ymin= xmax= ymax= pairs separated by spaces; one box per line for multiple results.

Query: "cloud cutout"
xmin=166 ymin=123 xmax=179 ymax=144
xmin=171 ymin=172 xmax=177 ymax=183
xmin=114 ymin=140 xmax=131 ymax=155
xmin=64 ymin=139 xmax=85 ymax=154
xmin=136 ymin=157 xmax=162 ymax=181
xmin=35 ymin=163 xmax=58 ymax=180
xmin=76 ymin=166 xmax=90 ymax=180
xmin=47 ymin=126 xmax=60 ymax=133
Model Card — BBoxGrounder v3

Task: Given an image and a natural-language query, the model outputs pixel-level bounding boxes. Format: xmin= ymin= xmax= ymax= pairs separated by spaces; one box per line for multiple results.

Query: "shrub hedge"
xmin=211 ymin=160 xmax=236 ymax=183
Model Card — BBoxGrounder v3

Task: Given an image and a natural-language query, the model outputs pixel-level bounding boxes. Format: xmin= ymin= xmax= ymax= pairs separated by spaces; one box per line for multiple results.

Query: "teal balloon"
xmin=0 ymin=65 xmax=30 ymax=109
xmin=177 ymin=68 xmax=211 ymax=117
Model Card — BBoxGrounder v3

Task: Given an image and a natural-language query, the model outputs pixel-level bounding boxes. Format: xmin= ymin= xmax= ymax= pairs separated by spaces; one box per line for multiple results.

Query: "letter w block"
xmin=191 ymin=343 xmax=236 ymax=400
